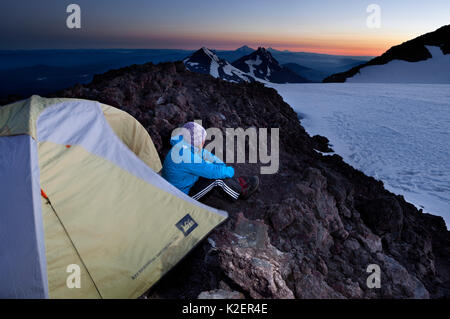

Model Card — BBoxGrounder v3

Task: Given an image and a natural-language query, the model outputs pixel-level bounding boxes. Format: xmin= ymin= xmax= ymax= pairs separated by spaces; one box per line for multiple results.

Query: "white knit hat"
xmin=181 ymin=122 xmax=207 ymax=148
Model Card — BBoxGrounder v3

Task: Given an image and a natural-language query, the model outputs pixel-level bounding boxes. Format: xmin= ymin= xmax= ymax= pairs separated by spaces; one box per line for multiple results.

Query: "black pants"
xmin=189 ymin=177 xmax=242 ymax=201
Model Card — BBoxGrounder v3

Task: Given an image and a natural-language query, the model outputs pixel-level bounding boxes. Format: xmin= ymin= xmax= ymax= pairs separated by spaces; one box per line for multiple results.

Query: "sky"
xmin=0 ymin=0 xmax=449 ymax=56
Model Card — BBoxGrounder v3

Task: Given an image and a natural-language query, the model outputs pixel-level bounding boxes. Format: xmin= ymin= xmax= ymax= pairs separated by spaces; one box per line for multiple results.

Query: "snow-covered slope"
xmin=183 ymin=47 xmax=257 ymax=83
xmin=324 ymin=25 xmax=450 ymax=83
xmin=270 ymin=83 xmax=450 ymax=227
xmin=232 ymin=47 xmax=308 ymax=83
xmin=347 ymin=46 xmax=450 ymax=83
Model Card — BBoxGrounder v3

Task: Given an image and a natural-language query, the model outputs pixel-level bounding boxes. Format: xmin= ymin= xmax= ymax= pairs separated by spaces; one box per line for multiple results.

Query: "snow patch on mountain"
xmin=232 ymin=48 xmax=308 ymax=83
xmin=184 ymin=47 xmax=308 ymax=83
xmin=245 ymin=55 xmax=263 ymax=78
xmin=183 ymin=47 xmax=259 ymax=83
xmin=348 ymin=46 xmax=450 ymax=83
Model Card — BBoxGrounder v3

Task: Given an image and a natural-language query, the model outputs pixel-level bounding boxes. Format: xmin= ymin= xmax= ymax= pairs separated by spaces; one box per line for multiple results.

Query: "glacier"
xmin=347 ymin=46 xmax=450 ymax=84
xmin=271 ymin=83 xmax=450 ymax=228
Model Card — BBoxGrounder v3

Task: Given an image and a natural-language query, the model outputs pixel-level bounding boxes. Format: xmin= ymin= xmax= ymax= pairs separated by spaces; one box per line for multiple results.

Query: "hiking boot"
xmin=238 ymin=176 xmax=259 ymax=199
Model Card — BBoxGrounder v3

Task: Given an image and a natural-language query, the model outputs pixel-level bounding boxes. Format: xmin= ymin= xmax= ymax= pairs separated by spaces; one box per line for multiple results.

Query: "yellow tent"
xmin=0 ymin=95 xmax=227 ymax=298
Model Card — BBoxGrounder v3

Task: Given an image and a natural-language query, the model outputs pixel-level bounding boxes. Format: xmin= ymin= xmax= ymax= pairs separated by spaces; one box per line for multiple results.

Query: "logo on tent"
xmin=176 ymin=214 xmax=198 ymax=237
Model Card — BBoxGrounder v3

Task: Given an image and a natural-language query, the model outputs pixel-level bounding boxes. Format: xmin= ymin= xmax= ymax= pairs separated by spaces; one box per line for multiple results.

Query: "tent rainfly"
xmin=0 ymin=95 xmax=228 ymax=298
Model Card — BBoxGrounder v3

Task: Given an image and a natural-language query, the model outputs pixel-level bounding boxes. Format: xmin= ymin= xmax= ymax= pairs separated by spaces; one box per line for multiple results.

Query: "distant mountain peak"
xmin=184 ymin=46 xmax=309 ymax=84
xmin=235 ymin=45 xmax=254 ymax=52
xmin=183 ymin=47 xmax=257 ymax=83
xmin=255 ymin=47 xmax=275 ymax=62
xmin=232 ymin=47 xmax=308 ymax=83
xmin=267 ymin=47 xmax=281 ymax=53
xmin=256 ymin=47 xmax=269 ymax=53
xmin=199 ymin=47 xmax=220 ymax=63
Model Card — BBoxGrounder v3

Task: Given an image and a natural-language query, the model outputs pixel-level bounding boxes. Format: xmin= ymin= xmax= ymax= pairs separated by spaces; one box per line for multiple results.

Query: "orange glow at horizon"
xmin=258 ymin=42 xmax=392 ymax=56
xmin=212 ymin=32 xmax=411 ymax=56
xmin=129 ymin=28 xmax=416 ymax=57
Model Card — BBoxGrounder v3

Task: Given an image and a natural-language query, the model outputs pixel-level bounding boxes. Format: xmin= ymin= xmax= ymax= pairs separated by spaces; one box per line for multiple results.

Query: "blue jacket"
xmin=162 ymin=135 xmax=235 ymax=194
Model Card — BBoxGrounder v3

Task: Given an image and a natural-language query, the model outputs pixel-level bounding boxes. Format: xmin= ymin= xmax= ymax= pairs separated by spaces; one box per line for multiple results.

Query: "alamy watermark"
xmin=366 ymin=264 xmax=381 ymax=288
xmin=66 ymin=264 xmax=81 ymax=289
xmin=66 ymin=4 xmax=81 ymax=29
xmin=366 ymin=4 xmax=381 ymax=29
xmin=170 ymin=121 xmax=279 ymax=174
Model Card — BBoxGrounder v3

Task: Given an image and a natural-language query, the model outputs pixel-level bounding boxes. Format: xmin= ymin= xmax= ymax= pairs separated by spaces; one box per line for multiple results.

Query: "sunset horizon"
xmin=1 ymin=23 xmax=444 ymax=57
xmin=1 ymin=1 xmax=449 ymax=57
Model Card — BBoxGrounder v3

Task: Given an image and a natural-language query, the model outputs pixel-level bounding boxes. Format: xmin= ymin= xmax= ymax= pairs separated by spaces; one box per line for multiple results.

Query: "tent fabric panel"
xmin=100 ymin=103 xmax=162 ymax=173
xmin=36 ymin=99 xmax=227 ymax=218
xmin=0 ymin=95 xmax=163 ymax=174
xmin=0 ymin=96 xmax=227 ymax=298
xmin=38 ymin=142 xmax=227 ymax=298
xmin=41 ymin=197 xmax=100 ymax=299
xmin=0 ymin=135 xmax=48 ymax=298
xmin=0 ymin=97 xmax=36 ymax=137
xmin=0 ymin=96 xmax=68 ymax=139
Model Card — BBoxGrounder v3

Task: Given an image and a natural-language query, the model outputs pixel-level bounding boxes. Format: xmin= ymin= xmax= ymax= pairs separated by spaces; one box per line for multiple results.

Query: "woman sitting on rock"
xmin=162 ymin=121 xmax=259 ymax=201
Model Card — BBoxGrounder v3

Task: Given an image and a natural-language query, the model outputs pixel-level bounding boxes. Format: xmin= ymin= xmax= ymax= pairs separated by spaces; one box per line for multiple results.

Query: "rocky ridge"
xmin=46 ymin=61 xmax=449 ymax=299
